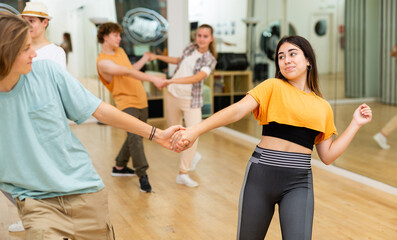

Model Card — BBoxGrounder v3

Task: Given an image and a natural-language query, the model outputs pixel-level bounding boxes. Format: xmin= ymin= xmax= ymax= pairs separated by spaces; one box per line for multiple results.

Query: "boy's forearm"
xmin=93 ymin=102 xmax=152 ymax=139
xmin=132 ymin=55 xmax=149 ymax=70
xmin=126 ymin=68 xmax=155 ymax=83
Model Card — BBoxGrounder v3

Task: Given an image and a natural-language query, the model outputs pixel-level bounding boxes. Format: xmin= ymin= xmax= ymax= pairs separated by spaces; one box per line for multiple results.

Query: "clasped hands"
xmin=153 ymin=77 xmax=176 ymax=90
xmin=170 ymin=128 xmax=194 ymax=153
xmin=152 ymin=77 xmax=168 ymax=90
xmin=143 ymin=52 xmax=172 ymax=90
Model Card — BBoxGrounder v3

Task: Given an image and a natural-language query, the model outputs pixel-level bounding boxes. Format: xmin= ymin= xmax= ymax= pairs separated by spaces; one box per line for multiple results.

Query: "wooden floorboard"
xmin=1 ymin=121 xmax=397 ymax=239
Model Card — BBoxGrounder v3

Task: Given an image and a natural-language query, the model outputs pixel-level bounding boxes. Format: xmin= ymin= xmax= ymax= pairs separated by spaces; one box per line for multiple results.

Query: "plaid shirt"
xmin=174 ymin=43 xmax=217 ymax=108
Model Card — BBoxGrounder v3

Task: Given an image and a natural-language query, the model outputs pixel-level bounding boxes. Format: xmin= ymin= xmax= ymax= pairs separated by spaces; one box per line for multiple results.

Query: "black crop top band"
xmin=262 ymin=122 xmax=320 ymax=150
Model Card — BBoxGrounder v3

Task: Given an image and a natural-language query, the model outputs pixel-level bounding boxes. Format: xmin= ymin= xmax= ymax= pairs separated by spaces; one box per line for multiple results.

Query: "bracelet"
xmin=149 ymin=126 xmax=156 ymax=141
xmin=149 ymin=126 xmax=154 ymax=141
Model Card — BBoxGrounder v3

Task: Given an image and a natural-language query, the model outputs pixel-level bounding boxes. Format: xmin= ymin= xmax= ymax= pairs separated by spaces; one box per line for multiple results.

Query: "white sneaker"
xmin=373 ymin=133 xmax=390 ymax=149
xmin=8 ymin=220 xmax=24 ymax=232
xmin=176 ymin=174 xmax=199 ymax=188
xmin=190 ymin=152 xmax=202 ymax=171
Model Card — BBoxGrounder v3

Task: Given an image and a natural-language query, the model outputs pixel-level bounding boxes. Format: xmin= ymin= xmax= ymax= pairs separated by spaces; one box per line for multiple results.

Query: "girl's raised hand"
xmin=353 ymin=103 xmax=372 ymax=127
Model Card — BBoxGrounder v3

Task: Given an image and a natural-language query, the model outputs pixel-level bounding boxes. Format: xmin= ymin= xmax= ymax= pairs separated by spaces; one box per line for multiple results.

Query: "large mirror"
xmin=12 ymin=0 xmax=395 ymax=188
xmin=189 ymin=0 xmax=397 ymax=188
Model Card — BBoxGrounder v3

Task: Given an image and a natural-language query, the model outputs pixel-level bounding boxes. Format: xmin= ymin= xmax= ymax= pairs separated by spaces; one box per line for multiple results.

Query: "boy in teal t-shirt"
xmin=0 ymin=12 xmax=182 ymax=239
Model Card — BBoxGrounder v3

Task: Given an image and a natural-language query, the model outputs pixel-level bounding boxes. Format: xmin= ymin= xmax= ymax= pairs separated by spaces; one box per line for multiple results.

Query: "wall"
xmin=365 ymin=0 xmax=380 ymax=98
xmin=167 ymin=0 xmax=189 ymax=76
xmin=29 ymin=0 xmax=365 ymax=87
xmin=253 ymin=0 xmax=342 ymax=77
xmin=345 ymin=0 xmax=380 ymax=98
xmin=188 ymin=0 xmax=248 ymax=53
xmin=33 ymin=0 xmax=117 ymax=78
xmin=379 ymin=0 xmax=397 ymax=103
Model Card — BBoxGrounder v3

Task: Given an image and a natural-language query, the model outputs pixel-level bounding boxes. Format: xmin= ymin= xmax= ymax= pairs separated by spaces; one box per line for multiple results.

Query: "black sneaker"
xmin=139 ymin=175 xmax=152 ymax=193
xmin=111 ymin=166 xmax=136 ymax=177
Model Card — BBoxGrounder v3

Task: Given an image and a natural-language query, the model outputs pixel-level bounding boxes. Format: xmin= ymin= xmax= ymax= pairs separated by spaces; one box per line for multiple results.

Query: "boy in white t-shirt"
xmin=21 ymin=2 xmax=66 ymax=68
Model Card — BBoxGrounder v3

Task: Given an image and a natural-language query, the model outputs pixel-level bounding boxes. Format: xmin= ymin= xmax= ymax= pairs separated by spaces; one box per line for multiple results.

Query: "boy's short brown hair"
xmin=97 ymin=22 xmax=123 ymax=44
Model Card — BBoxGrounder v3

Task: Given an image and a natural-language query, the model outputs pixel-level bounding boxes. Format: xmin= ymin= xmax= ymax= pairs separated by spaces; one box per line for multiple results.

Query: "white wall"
xmin=33 ymin=0 xmax=345 ymax=78
xmin=188 ymin=0 xmax=248 ymax=53
xmin=33 ymin=0 xmax=116 ymax=78
xmin=187 ymin=0 xmax=342 ymax=77
xmin=167 ymin=0 xmax=190 ymax=76
xmin=252 ymin=0 xmax=344 ymax=76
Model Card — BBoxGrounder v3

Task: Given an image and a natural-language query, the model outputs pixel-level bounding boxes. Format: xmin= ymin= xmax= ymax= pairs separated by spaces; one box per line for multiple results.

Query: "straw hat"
xmin=21 ymin=2 xmax=52 ymax=20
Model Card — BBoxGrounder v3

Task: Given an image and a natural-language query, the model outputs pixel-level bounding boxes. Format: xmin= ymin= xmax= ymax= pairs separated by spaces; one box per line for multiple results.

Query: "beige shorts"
xmin=16 ymin=188 xmax=115 ymax=240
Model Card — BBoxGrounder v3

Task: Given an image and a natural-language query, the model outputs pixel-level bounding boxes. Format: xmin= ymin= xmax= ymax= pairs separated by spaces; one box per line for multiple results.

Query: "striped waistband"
xmin=250 ymin=146 xmax=312 ymax=169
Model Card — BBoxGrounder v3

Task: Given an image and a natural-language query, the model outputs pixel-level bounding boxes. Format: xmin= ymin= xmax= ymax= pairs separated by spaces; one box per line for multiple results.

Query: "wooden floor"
xmin=2 ymin=120 xmax=397 ymax=239
xmin=2 ymin=75 xmax=397 ymax=239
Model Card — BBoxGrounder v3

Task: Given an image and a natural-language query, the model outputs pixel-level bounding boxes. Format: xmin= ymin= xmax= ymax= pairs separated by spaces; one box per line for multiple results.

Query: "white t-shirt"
xmin=167 ymin=49 xmax=211 ymax=99
xmin=33 ymin=43 xmax=66 ymax=68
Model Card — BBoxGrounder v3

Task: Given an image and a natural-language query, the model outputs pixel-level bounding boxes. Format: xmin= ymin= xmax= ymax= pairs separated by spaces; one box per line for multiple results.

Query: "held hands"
xmin=352 ymin=103 xmax=372 ymax=127
xmin=169 ymin=127 xmax=197 ymax=152
xmin=144 ymin=52 xmax=157 ymax=61
xmin=154 ymin=125 xmax=185 ymax=149
xmin=154 ymin=78 xmax=173 ymax=90
xmin=152 ymin=76 xmax=168 ymax=90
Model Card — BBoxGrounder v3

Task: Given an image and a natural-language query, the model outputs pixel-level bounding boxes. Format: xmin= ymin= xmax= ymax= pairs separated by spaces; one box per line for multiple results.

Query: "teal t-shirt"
xmin=0 ymin=60 xmax=104 ymax=200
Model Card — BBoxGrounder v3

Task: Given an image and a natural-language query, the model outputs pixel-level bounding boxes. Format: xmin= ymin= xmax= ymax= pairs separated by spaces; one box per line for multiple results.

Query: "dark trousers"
xmin=237 ymin=148 xmax=314 ymax=240
xmin=115 ymin=107 xmax=149 ymax=177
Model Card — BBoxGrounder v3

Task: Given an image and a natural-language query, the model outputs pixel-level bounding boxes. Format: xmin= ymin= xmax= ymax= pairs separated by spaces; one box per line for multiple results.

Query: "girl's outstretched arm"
xmin=171 ymin=94 xmax=259 ymax=151
xmin=316 ymin=103 xmax=372 ymax=165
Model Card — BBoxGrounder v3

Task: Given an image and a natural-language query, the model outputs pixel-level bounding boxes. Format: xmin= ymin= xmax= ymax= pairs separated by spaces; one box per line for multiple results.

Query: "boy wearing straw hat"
xmin=21 ymin=1 xmax=66 ymax=68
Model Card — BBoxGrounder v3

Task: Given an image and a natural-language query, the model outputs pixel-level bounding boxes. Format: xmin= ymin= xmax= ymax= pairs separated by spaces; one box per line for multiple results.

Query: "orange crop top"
xmin=247 ymin=78 xmax=337 ymax=145
xmin=96 ymin=47 xmax=148 ymax=110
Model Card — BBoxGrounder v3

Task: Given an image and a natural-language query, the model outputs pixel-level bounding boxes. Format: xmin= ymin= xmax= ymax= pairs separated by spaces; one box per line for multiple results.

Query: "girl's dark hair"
xmin=274 ymin=35 xmax=322 ymax=98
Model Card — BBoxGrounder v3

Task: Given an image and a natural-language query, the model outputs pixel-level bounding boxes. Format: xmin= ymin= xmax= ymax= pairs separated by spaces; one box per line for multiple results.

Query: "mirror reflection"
xmin=205 ymin=0 xmax=397 ymax=188
xmin=0 ymin=1 xmax=396 ymax=239
xmin=4 ymin=0 xmax=395 ymax=188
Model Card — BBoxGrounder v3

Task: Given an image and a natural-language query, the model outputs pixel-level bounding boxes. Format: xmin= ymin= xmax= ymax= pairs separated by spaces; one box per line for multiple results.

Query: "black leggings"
xmin=237 ymin=147 xmax=314 ymax=240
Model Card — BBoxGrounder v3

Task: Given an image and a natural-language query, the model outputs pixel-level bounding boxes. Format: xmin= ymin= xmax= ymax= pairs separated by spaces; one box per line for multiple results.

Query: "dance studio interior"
xmin=1 ymin=0 xmax=397 ymax=239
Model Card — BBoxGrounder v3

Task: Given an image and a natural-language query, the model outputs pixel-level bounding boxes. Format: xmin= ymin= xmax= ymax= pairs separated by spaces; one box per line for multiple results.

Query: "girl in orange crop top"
xmin=171 ymin=35 xmax=372 ymax=240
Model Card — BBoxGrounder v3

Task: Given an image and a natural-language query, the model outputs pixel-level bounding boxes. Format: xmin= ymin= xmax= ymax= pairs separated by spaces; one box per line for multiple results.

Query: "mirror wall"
xmin=189 ymin=0 xmax=397 ymax=187
xmin=4 ymin=0 xmax=395 ymax=187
